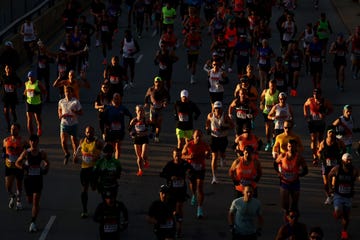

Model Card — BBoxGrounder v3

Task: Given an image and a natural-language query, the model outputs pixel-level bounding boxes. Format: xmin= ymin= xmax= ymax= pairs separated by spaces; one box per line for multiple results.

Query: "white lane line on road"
xmin=39 ymin=216 xmax=56 ymax=240
xmin=136 ymin=54 xmax=143 ymax=63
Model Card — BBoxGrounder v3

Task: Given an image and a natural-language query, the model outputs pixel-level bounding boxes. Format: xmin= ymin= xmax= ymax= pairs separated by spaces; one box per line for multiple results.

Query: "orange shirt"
xmin=234 ymin=157 xmax=258 ymax=192
xmin=278 ymin=153 xmax=300 ymax=183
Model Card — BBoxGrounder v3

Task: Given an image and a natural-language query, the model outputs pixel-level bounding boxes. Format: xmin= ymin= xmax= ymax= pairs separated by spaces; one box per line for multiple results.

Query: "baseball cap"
xmin=4 ymin=41 xmax=13 ymax=47
xmin=180 ymin=89 xmax=189 ymax=98
xmin=342 ymin=153 xmax=352 ymax=161
xmin=154 ymin=76 xmax=162 ymax=82
xmin=27 ymin=71 xmax=35 ymax=78
xmin=213 ymin=101 xmax=222 ymax=108
xmin=279 ymin=92 xmax=287 ymax=98
xmin=343 ymin=104 xmax=352 ymax=110
xmin=313 ymin=88 xmax=322 ymax=94
xmin=159 ymin=184 xmax=170 ymax=193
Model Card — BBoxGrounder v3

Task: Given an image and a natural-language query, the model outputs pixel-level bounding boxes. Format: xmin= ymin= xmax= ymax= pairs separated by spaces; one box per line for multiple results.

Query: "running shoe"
xmin=191 ymin=195 xmax=197 ymax=206
xmin=228 ymin=67 xmax=233 ymax=73
xmin=324 ymin=196 xmax=333 ymax=205
xmin=29 ymin=222 xmax=38 ymax=232
xmin=264 ymin=143 xmax=271 ymax=152
xmin=197 ymin=207 xmax=203 ymax=219
xmin=8 ymin=196 xmax=15 ymax=209
xmin=16 ymin=201 xmax=23 ymax=210
xmin=341 ymin=230 xmax=349 ymax=240
xmin=81 ymin=212 xmax=89 ymax=218
xmin=136 ymin=169 xmax=143 ymax=176
xmin=64 ymin=154 xmax=70 ymax=165
xmin=154 ymin=137 xmax=160 ymax=143
xmin=95 ymin=40 xmax=100 ymax=47
xmin=123 ymin=83 xmax=129 ymax=90
xmin=190 ymin=75 xmax=196 ymax=84
xmin=129 ymin=82 xmax=135 ymax=88
xmin=144 ymin=161 xmax=150 ymax=169
xmin=211 ymin=176 xmax=218 ymax=184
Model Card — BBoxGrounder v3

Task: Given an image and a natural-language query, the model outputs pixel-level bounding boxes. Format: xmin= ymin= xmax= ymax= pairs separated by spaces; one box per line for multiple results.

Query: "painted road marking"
xmin=136 ymin=54 xmax=143 ymax=63
xmin=39 ymin=216 xmax=56 ymax=240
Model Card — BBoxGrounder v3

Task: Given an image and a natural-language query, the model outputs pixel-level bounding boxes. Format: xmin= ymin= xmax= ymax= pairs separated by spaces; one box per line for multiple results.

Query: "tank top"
xmin=263 ymin=89 xmax=279 ymax=114
xmin=279 ymin=153 xmax=300 ymax=183
xmin=317 ymin=20 xmax=330 ymax=39
xmin=25 ymin=149 xmax=43 ymax=177
xmin=122 ymin=38 xmax=136 ymax=58
xmin=210 ymin=112 xmax=227 ymax=137
xmin=81 ymin=139 xmax=100 ymax=168
xmin=4 ymin=137 xmax=23 ymax=168
xmin=208 ymin=70 xmax=224 ymax=92
xmin=273 ymin=68 xmax=286 ymax=87
xmin=320 ymin=139 xmax=341 ymax=167
xmin=235 ymin=157 xmax=257 ymax=192
xmin=25 ymin=80 xmax=41 ymax=105
xmin=186 ymin=141 xmax=208 ymax=170
xmin=308 ymin=98 xmax=325 ymax=120
xmin=23 ymin=22 xmax=36 ymax=42
xmin=336 ymin=116 xmax=353 ymax=145
xmin=334 ymin=166 xmax=355 ymax=198
xmin=273 ymin=103 xmax=291 ymax=129
xmin=334 ymin=41 xmax=347 ymax=57
xmin=225 ymin=27 xmax=237 ymax=48
xmin=282 ymin=21 xmax=295 ymax=41
xmin=303 ymin=30 xmax=314 ymax=48
xmin=235 ymin=99 xmax=251 ymax=120
xmin=351 ymin=35 xmax=360 ymax=54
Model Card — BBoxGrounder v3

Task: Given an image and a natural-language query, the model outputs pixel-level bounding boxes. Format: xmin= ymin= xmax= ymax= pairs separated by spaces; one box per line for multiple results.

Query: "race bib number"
xmin=191 ymin=163 xmax=202 ymax=171
xmin=311 ymin=56 xmax=321 ymax=62
xmin=4 ymin=84 xmax=15 ymax=93
xmin=338 ymin=184 xmax=351 ymax=194
xmin=159 ymin=218 xmax=174 ymax=229
xmin=172 ymin=179 xmax=185 ymax=188
xmin=109 ymin=76 xmax=119 ymax=84
xmin=135 ymin=124 xmax=146 ymax=132
xmin=28 ymin=166 xmax=41 ymax=176
xmin=82 ymin=154 xmax=93 ymax=164
xmin=104 ymin=224 xmax=118 ymax=233
xmin=27 ymin=90 xmax=35 ymax=98
xmin=111 ymin=122 xmax=122 ymax=131
xmin=236 ymin=110 xmax=247 ymax=119
xmin=178 ymin=113 xmax=189 ymax=122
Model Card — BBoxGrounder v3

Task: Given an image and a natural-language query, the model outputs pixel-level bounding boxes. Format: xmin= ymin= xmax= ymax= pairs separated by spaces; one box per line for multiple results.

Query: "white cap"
xmin=213 ymin=101 xmax=222 ymax=108
xmin=342 ymin=153 xmax=352 ymax=161
xmin=4 ymin=41 xmax=13 ymax=47
xmin=180 ymin=89 xmax=189 ymax=98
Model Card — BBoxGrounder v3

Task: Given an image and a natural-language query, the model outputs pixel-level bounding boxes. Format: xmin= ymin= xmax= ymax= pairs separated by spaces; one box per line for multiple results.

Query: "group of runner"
xmin=1 ymin=0 xmax=360 ymax=239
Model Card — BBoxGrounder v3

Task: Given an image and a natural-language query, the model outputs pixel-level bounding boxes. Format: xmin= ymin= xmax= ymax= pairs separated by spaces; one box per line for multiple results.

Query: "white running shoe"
xmin=29 ymin=222 xmax=38 ymax=232
xmin=154 ymin=137 xmax=160 ymax=143
xmin=95 ymin=40 xmax=100 ymax=47
xmin=16 ymin=201 xmax=23 ymax=210
xmin=8 ymin=196 xmax=15 ymax=209
xmin=324 ymin=196 xmax=333 ymax=205
xmin=190 ymin=75 xmax=196 ymax=84
xmin=211 ymin=176 xmax=218 ymax=184
xmin=228 ymin=67 xmax=233 ymax=73
xmin=129 ymin=82 xmax=135 ymax=88
xmin=123 ymin=83 xmax=129 ymax=90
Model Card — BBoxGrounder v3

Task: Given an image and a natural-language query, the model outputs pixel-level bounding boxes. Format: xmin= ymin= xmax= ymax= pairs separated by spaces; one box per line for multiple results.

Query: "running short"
xmin=80 ymin=167 xmax=94 ymax=187
xmin=210 ymin=136 xmax=228 ymax=153
xmin=26 ymin=103 xmax=42 ymax=114
xmin=333 ymin=193 xmax=352 ymax=212
xmin=280 ymin=180 xmax=300 ymax=192
xmin=133 ymin=135 xmax=149 ymax=145
xmin=176 ymin=128 xmax=193 ymax=140
xmin=189 ymin=169 xmax=205 ymax=181
xmin=60 ymin=124 xmax=78 ymax=137
xmin=308 ymin=120 xmax=325 ymax=134
xmin=24 ymin=176 xmax=43 ymax=195
xmin=5 ymin=167 xmax=24 ymax=180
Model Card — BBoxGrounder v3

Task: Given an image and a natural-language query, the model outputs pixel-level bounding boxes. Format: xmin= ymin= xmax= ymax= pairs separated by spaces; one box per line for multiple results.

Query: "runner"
xmin=274 ymin=139 xmax=308 ymax=214
xmin=160 ymin=148 xmax=193 ymax=238
xmin=58 ymin=86 xmax=83 ymax=165
xmin=349 ymin=26 xmax=360 ymax=80
xmin=174 ymin=89 xmax=201 ymax=149
xmin=15 ymin=134 xmax=49 ymax=233
xmin=0 ymin=64 xmax=21 ymax=131
xmin=268 ymin=92 xmax=294 ymax=138
xmin=316 ymin=126 xmax=345 ymax=205
xmin=120 ymin=29 xmax=140 ymax=88
xmin=205 ymin=101 xmax=234 ymax=184
xmin=77 ymin=126 xmax=103 ymax=218
xmin=256 ymin=39 xmax=275 ymax=90
xmin=19 ymin=17 xmax=37 ymax=64
xmin=93 ymin=190 xmax=129 ymax=240
xmin=161 ymin=2 xmax=177 ymax=33
xmin=306 ymin=34 xmax=323 ymax=89
xmin=184 ymin=26 xmax=202 ymax=84
xmin=268 ymin=57 xmax=288 ymax=94
xmin=275 ymin=209 xmax=308 ymax=240
xmin=147 ymin=185 xmax=176 ymax=240
xmin=303 ymin=88 xmax=334 ymax=162
xmin=181 ymin=130 xmax=211 ymax=218
xmin=103 ymin=93 xmax=133 ymax=160
xmin=328 ymin=153 xmax=360 ymax=240
xmin=94 ymin=82 xmax=112 ymax=138
xmin=229 ymin=145 xmax=262 ymax=198
xmin=234 ymin=123 xmax=262 ymax=158
xmin=53 ymin=69 xmax=90 ymax=100
xmin=228 ymin=88 xmax=258 ymax=137
xmin=298 ymin=22 xmax=314 ymax=75
xmin=207 ymin=60 xmax=229 ymax=104
xmin=284 ymin=41 xmax=303 ymax=96
xmin=103 ymin=56 xmax=128 ymax=97
xmin=144 ymin=76 xmax=170 ymax=143
xmin=234 ymin=35 xmax=251 ymax=76
xmin=24 ymin=71 xmax=47 ymax=136
xmin=92 ymin=144 xmax=122 ymax=199
xmin=228 ymin=185 xmax=263 ymax=240
xmin=128 ymin=105 xmax=153 ymax=176
xmin=3 ymin=123 xmax=27 ymax=210
xmin=259 ymin=79 xmax=279 ymax=151
xmin=332 ymin=105 xmax=357 ymax=153
xmin=315 ymin=12 xmax=333 ymax=62
xmin=329 ymin=33 xmax=348 ymax=91
xmin=272 ymin=120 xmax=304 ymax=159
